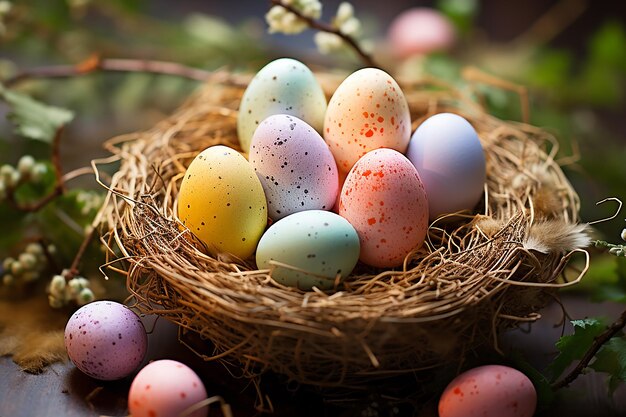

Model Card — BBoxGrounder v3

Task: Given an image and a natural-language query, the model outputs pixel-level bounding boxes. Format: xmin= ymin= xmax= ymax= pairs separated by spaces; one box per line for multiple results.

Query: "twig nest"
xmin=96 ymin=70 xmax=589 ymax=387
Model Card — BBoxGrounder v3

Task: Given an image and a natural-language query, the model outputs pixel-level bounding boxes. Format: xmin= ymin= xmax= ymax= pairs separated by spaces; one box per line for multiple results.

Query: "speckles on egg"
xmin=256 ymin=210 xmax=360 ymax=290
xmin=438 ymin=365 xmax=537 ymax=417
xmin=64 ymin=300 xmax=147 ymax=381
xmin=177 ymin=145 xmax=268 ymax=259
xmin=324 ymin=68 xmax=411 ymax=173
xmin=339 ymin=148 xmax=428 ymax=268
xmin=237 ymin=58 xmax=327 ymax=153
xmin=249 ymin=114 xmax=338 ymax=220
xmin=128 ymin=360 xmax=208 ymax=417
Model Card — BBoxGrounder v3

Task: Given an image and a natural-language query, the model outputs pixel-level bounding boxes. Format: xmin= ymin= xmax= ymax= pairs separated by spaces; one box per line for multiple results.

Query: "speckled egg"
xmin=177 ymin=145 xmax=268 ymax=259
xmin=129 ymin=359 xmax=208 ymax=417
xmin=406 ymin=113 xmax=486 ymax=220
xmin=439 ymin=365 xmax=537 ymax=417
xmin=249 ymin=114 xmax=338 ymax=220
xmin=237 ymin=58 xmax=327 ymax=153
xmin=324 ymin=68 xmax=411 ymax=173
xmin=339 ymin=148 xmax=428 ymax=268
xmin=256 ymin=210 xmax=360 ymax=290
xmin=64 ymin=300 xmax=147 ymax=381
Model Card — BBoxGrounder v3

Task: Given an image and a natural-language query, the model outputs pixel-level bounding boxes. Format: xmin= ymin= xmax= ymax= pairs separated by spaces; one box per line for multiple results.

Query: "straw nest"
xmin=94 ymin=70 xmax=589 ymax=388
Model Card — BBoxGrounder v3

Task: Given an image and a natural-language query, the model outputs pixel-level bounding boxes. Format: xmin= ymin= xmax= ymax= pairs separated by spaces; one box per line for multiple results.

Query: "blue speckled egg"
xmin=256 ymin=210 xmax=360 ymax=291
xmin=249 ymin=114 xmax=338 ymax=221
xmin=237 ymin=58 xmax=327 ymax=153
xmin=64 ymin=300 xmax=147 ymax=380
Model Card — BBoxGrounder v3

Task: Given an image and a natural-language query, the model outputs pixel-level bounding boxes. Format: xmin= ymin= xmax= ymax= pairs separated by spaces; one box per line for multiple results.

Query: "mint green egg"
xmin=256 ymin=210 xmax=360 ymax=291
xmin=237 ymin=58 xmax=327 ymax=154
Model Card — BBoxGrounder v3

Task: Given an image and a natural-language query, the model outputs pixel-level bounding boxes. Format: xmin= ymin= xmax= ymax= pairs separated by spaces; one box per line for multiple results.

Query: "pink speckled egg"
xmin=439 ymin=365 xmax=537 ymax=417
xmin=128 ymin=359 xmax=208 ymax=417
xmin=338 ymin=148 xmax=428 ymax=267
xmin=249 ymin=114 xmax=338 ymax=220
xmin=324 ymin=68 xmax=411 ymax=173
xmin=64 ymin=300 xmax=147 ymax=380
xmin=388 ymin=8 xmax=456 ymax=58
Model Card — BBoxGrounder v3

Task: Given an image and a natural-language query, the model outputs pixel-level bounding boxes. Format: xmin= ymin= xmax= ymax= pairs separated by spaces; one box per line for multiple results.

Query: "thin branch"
xmin=269 ymin=0 xmax=378 ymax=68
xmin=63 ymin=225 xmax=97 ymax=282
xmin=6 ymin=127 xmax=66 ymax=212
xmin=3 ymin=55 xmax=212 ymax=88
xmin=552 ymin=308 xmax=626 ymax=390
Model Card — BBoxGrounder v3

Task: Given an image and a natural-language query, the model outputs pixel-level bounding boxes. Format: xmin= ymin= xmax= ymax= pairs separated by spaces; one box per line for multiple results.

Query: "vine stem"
xmin=269 ymin=0 xmax=378 ymax=68
xmin=3 ymin=55 xmax=212 ymax=88
xmin=552 ymin=308 xmax=626 ymax=390
xmin=63 ymin=225 xmax=97 ymax=282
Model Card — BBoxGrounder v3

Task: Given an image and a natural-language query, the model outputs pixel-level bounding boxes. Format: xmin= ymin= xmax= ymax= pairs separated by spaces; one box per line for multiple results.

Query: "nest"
xmin=94 ymin=70 xmax=589 ymax=388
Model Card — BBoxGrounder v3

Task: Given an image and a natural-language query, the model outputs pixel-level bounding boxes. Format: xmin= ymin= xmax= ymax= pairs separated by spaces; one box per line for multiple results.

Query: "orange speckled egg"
xmin=439 ymin=365 xmax=537 ymax=417
xmin=338 ymin=148 xmax=428 ymax=268
xmin=324 ymin=68 xmax=411 ymax=173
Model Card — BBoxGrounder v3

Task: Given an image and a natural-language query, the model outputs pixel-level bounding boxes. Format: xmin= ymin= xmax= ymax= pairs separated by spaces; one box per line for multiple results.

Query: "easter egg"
xmin=256 ymin=210 xmax=360 ymax=290
xmin=249 ymin=114 xmax=338 ymax=221
xmin=339 ymin=148 xmax=428 ymax=268
xmin=64 ymin=300 xmax=147 ymax=380
xmin=128 ymin=359 xmax=208 ymax=417
xmin=237 ymin=58 xmax=327 ymax=153
xmin=439 ymin=365 xmax=537 ymax=417
xmin=388 ymin=8 xmax=456 ymax=58
xmin=177 ymin=145 xmax=268 ymax=259
xmin=406 ymin=113 xmax=486 ymax=220
xmin=324 ymin=68 xmax=411 ymax=173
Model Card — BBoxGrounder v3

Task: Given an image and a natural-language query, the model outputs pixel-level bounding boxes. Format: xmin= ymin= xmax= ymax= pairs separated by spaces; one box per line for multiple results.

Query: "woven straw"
xmin=94 ymin=70 xmax=588 ymax=388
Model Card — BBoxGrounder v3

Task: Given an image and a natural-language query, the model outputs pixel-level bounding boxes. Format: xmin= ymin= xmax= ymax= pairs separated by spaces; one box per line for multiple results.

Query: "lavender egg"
xmin=64 ymin=300 xmax=147 ymax=380
xmin=249 ymin=114 xmax=339 ymax=221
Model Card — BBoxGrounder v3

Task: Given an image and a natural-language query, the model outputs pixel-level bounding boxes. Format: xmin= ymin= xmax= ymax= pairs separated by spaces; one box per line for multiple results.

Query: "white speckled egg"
xmin=439 ymin=365 xmax=537 ymax=417
xmin=64 ymin=300 xmax=147 ymax=381
xmin=249 ymin=114 xmax=338 ymax=221
xmin=406 ymin=113 xmax=486 ymax=220
xmin=177 ymin=145 xmax=268 ymax=259
xmin=339 ymin=148 xmax=428 ymax=268
xmin=256 ymin=210 xmax=360 ymax=290
xmin=237 ymin=58 xmax=327 ymax=153
xmin=129 ymin=359 xmax=208 ymax=417
xmin=324 ymin=68 xmax=411 ymax=173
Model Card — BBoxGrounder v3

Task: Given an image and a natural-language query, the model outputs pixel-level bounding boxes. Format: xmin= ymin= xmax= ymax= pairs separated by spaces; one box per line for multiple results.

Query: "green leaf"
xmin=590 ymin=337 xmax=626 ymax=394
xmin=0 ymin=84 xmax=74 ymax=143
xmin=548 ymin=318 xmax=608 ymax=381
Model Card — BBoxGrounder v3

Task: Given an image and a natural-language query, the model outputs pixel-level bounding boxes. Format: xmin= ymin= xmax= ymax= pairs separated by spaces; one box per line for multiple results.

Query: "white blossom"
xmin=265 ymin=0 xmax=322 ymax=35
xmin=314 ymin=32 xmax=344 ymax=54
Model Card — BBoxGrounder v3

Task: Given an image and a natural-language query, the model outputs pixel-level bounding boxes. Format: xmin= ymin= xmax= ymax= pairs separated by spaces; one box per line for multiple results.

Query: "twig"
xmin=63 ymin=225 xmax=97 ymax=281
xmin=3 ymin=55 xmax=212 ymax=88
xmin=6 ymin=127 xmax=66 ymax=212
xmin=269 ymin=0 xmax=378 ymax=68
xmin=552 ymin=308 xmax=626 ymax=390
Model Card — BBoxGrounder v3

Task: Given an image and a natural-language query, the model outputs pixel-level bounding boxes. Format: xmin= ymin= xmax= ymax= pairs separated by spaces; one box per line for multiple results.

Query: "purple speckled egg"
xmin=249 ymin=114 xmax=339 ymax=221
xmin=64 ymin=300 xmax=147 ymax=380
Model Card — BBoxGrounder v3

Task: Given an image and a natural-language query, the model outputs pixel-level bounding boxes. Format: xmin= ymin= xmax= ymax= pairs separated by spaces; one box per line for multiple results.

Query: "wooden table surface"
xmin=1 ymin=294 xmax=625 ymax=417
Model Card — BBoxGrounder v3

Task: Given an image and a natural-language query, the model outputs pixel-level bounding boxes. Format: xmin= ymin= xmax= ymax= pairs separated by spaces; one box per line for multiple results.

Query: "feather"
xmin=523 ymin=220 xmax=592 ymax=253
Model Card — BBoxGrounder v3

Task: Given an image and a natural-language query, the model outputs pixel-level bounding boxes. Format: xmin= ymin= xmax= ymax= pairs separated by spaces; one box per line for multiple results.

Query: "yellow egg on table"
xmin=177 ymin=145 xmax=268 ymax=259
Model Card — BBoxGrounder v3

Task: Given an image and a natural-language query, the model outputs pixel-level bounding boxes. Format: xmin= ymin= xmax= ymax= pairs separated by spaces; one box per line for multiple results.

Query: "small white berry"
xmin=30 ymin=163 xmax=48 ymax=183
xmin=25 ymin=243 xmax=44 ymax=256
xmin=18 ymin=252 xmax=37 ymax=270
xmin=10 ymin=260 xmax=23 ymax=276
xmin=2 ymin=257 xmax=14 ymax=271
xmin=48 ymin=295 xmax=64 ymax=309
xmin=17 ymin=155 xmax=35 ymax=177
xmin=621 ymin=228 xmax=626 ymax=242
xmin=77 ymin=288 xmax=95 ymax=306
xmin=50 ymin=274 xmax=66 ymax=293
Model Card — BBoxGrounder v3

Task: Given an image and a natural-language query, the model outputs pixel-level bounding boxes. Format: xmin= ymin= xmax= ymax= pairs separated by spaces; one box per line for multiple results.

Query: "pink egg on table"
xmin=388 ymin=8 xmax=456 ymax=58
xmin=439 ymin=365 xmax=537 ymax=417
xmin=64 ymin=300 xmax=147 ymax=381
xmin=129 ymin=359 xmax=209 ymax=417
xmin=338 ymin=148 xmax=428 ymax=268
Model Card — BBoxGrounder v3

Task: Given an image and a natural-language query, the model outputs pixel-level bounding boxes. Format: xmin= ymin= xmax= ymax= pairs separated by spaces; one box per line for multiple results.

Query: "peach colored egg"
xmin=388 ymin=8 xmax=456 ymax=58
xmin=129 ymin=359 xmax=208 ymax=417
xmin=324 ymin=68 xmax=411 ymax=173
xmin=338 ymin=148 xmax=428 ymax=268
xmin=439 ymin=365 xmax=537 ymax=417
xmin=249 ymin=114 xmax=338 ymax=221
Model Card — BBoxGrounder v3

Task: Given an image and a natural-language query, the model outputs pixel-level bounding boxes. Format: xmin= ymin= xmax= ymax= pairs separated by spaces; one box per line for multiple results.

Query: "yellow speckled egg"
xmin=324 ymin=68 xmax=411 ymax=173
xmin=177 ymin=145 xmax=268 ymax=259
